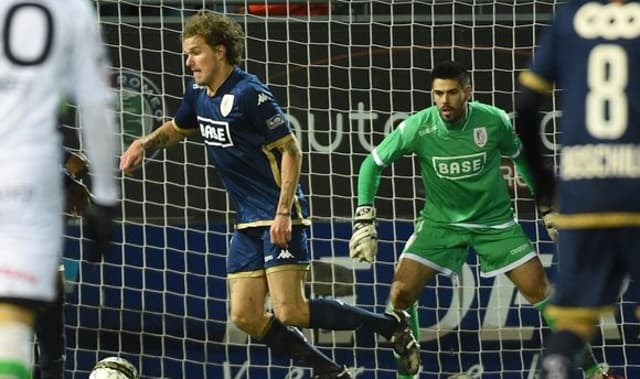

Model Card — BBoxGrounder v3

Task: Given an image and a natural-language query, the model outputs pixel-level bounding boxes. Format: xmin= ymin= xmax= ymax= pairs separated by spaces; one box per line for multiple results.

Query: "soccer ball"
xmin=88 ymin=356 xmax=139 ymax=379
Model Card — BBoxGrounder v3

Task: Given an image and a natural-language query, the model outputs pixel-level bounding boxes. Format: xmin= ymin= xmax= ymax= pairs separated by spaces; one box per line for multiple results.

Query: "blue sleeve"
xmin=243 ymin=83 xmax=291 ymax=142
xmin=529 ymin=13 xmax=560 ymax=84
xmin=173 ymin=81 xmax=199 ymax=130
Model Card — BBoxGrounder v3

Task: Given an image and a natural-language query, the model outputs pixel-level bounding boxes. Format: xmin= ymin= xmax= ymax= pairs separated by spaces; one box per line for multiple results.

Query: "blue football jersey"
xmin=520 ymin=0 xmax=640 ymax=226
xmin=173 ymin=67 xmax=310 ymax=228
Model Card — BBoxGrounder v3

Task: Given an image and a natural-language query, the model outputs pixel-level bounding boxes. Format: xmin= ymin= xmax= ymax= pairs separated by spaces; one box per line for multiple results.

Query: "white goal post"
xmin=55 ymin=1 xmax=640 ymax=378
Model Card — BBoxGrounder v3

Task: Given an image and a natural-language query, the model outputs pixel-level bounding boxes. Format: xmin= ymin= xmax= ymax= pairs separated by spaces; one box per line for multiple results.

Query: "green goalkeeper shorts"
xmin=402 ymin=218 xmax=537 ymax=277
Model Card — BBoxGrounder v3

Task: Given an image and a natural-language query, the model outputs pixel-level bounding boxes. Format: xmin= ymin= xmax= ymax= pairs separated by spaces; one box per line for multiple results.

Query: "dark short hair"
xmin=183 ymin=11 xmax=244 ymax=65
xmin=431 ymin=61 xmax=470 ymax=87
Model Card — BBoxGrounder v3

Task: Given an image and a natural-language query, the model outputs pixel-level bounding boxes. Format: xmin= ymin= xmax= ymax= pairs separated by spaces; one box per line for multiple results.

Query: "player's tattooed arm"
xmin=270 ymin=134 xmax=302 ymax=246
xmin=140 ymin=120 xmax=187 ymax=150
xmin=276 ymin=135 xmax=303 ymax=215
xmin=120 ymin=121 xmax=187 ymax=173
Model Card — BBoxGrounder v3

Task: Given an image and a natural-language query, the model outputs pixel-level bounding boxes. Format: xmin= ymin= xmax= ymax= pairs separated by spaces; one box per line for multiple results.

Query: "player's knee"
xmin=272 ymin=304 xmax=308 ymax=327
xmin=519 ymin=280 xmax=550 ymax=304
xmin=230 ymin=310 xmax=263 ymax=336
xmin=390 ymin=281 xmax=415 ymax=309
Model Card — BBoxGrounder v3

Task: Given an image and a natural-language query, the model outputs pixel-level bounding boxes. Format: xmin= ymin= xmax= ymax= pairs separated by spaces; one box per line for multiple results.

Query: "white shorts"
xmin=0 ymin=151 xmax=63 ymax=302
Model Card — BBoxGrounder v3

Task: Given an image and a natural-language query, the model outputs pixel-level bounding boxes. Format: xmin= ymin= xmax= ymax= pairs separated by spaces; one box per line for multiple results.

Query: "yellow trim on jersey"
xmin=554 ymin=212 xmax=640 ymax=228
xmin=262 ymin=133 xmax=296 ymax=187
xmin=266 ymin=264 xmax=310 ymax=275
xmin=236 ymin=218 xmax=311 ymax=229
xmin=172 ymin=119 xmax=197 ymax=136
xmin=545 ymin=305 xmax=616 ymax=321
xmin=518 ymin=71 xmax=553 ymax=94
xmin=227 ymin=269 xmax=265 ymax=279
xmin=226 ymin=265 xmax=309 ymax=279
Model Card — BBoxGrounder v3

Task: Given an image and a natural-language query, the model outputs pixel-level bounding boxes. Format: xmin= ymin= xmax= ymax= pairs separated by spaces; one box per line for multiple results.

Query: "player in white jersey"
xmin=0 ymin=1 xmax=119 ymax=378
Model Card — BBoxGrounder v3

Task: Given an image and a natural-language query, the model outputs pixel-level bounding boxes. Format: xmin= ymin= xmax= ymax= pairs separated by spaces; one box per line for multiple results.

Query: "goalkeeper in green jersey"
xmin=349 ymin=60 xmax=609 ymax=379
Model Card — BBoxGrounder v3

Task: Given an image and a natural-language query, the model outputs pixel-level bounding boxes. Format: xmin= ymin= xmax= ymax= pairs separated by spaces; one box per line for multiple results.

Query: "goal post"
xmin=57 ymin=1 xmax=640 ymax=378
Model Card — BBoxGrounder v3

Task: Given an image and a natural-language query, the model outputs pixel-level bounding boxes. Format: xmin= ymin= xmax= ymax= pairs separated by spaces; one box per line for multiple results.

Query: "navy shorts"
xmin=226 ymin=226 xmax=310 ymax=277
xmin=551 ymin=227 xmax=640 ymax=307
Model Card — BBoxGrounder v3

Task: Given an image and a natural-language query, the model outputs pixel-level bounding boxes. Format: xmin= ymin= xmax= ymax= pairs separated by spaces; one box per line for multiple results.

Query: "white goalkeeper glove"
xmin=349 ymin=205 xmax=378 ymax=263
xmin=539 ymin=205 xmax=558 ymax=242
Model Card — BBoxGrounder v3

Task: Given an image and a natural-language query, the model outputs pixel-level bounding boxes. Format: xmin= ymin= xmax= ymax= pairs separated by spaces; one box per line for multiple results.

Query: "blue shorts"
xmin=551 ymin=227 xmax=640 ymax=308
xmin=226 ymin=226 xmax=310 ymax=278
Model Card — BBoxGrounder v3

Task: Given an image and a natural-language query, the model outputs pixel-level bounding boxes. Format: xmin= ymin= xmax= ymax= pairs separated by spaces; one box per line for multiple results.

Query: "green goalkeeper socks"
xmin=0 ymin=360 xmax=30 ymax=379
xmin=534 ymin=297 xmax=557 ymax=329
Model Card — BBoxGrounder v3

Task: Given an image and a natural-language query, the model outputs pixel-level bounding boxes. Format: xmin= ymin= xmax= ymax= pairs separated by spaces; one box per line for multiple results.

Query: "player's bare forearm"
xmin=276 ymin=135 xmax=303 ymax=214
xmin=120 ymin=121 xmax=185 ymax=173
xmin=140 ymin=121 xmax=186 ymax=150
xmin=270 ymin=136 xmax=301 ymax=246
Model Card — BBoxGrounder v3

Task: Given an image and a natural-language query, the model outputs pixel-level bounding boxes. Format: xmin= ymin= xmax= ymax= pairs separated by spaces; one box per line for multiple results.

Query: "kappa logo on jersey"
xmin=220 ymin=94 xmax=234 ymax=117
xmin=116 ymin=68 xmax=165 ymax=165
xmin=433 ymin=152 xmax=487 ymax=180
xmin=257 ymin=92 xmax=270 ymax=106
xmin=276 ymin=249 xmax=295 ymax=260
xmin=197 ymin=116 xmax=234 ymax=147
xmin=473 ymin=127 xmax=488 ymax=147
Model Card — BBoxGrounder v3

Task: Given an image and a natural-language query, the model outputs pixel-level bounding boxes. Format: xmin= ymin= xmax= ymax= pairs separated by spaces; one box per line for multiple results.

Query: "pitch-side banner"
xmin=65 ymin=222 xmax=639 ymax=378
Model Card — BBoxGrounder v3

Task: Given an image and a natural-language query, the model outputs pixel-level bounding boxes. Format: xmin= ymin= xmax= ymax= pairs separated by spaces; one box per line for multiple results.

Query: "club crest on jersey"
xmin=473 ymin=127 xmax=487 ymax=147
xmin=220 ymin=94 xmax=234 ymax=117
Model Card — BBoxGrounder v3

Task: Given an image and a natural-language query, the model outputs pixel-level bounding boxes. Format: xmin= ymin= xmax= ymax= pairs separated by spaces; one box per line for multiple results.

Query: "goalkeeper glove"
xmin=349 ymin=205 xmax=378 ymax=263
xmin=64 ymin=150 xmax=89 ymax=180
xmin=84 ymin=201 xmax=118 ymax=262
xmin=65 ymin=176 xmax=91 ymax=216
xmin=539 ymin=205 xmax=558 ymax=242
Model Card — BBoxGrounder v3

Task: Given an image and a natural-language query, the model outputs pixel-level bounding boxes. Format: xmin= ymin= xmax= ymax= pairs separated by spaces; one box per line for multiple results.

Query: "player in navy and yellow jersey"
xmin=119 ymin=11 xmax=417 ymax=379
xmin=174 ymin=69 xmax=309 ymax=229
xmin=516 ymin=1 xmax=640 ymax=378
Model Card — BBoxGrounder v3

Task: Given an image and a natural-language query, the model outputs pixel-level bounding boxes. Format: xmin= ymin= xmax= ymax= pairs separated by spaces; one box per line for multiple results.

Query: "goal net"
xmin=56 ymin=1 xmax=640 ymax=378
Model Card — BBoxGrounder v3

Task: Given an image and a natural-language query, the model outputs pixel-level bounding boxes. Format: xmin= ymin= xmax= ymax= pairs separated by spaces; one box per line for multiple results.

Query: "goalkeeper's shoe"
xmin=312 ymin=366 xmax=352 ymax=379
xmin=386 ymin=310 xmax=421 ymax=376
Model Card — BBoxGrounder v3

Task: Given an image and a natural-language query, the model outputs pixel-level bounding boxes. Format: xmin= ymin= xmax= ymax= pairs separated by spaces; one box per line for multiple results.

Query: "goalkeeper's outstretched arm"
xmin=349 ymin=154 xmax=386 ymax=263
xmin=356 ymin=154 xmax=385 ymax=206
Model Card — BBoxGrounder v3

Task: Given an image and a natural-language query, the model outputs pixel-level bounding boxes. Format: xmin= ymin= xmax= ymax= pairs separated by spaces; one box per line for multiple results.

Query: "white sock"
xmin=0 ymin=322 xmax=33 ymax=379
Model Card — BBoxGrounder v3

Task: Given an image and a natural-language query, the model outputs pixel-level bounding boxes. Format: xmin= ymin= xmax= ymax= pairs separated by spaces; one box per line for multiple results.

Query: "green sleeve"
xmin=494 ymin=107 xmax=537 ymax=194
xmin=513 ymin=152 xmax=537 ymax=195
xmin=357 ymin=154 xmax=385 ymax=205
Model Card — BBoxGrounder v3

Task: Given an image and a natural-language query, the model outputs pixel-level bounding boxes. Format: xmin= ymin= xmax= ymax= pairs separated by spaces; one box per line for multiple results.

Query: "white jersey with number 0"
xmin=0 ymin=0 xmax=117 ymax=301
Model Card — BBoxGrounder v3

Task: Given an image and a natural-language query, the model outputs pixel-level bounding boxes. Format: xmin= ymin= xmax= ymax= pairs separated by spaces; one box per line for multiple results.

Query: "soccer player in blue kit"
xmin=516 ymin=1 xmax=640 ymax=378
xmin=119 ymin=11 xmax=419 ymax=379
